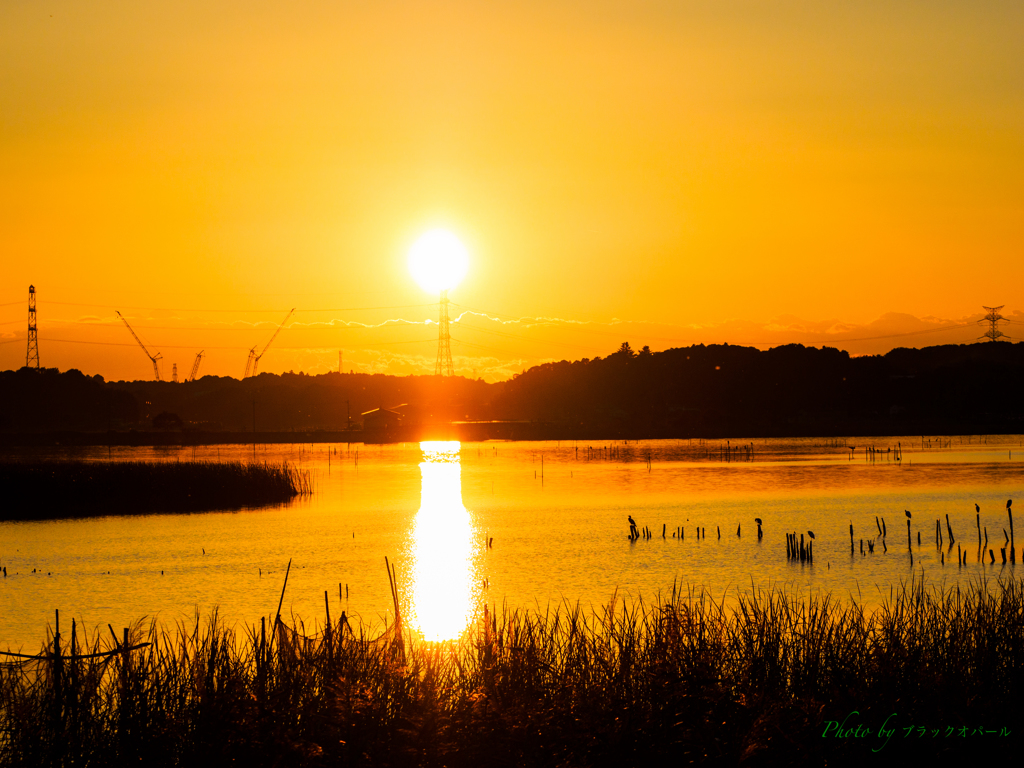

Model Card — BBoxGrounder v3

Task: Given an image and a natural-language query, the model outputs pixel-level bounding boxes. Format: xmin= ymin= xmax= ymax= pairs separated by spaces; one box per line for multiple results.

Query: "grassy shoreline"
xmin=0 ymin=460 xmax=311 ymax=521
xmin=2 ymin=579 xmax=1021 ymax=766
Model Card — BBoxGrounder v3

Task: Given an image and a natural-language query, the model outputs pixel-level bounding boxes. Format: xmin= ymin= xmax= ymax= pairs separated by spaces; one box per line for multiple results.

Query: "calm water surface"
xmin=2 ymin=436 xmax=1023 ymax=650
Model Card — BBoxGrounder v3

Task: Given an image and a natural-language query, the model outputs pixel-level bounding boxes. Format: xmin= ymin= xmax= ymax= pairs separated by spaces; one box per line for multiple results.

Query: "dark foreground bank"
xmin=1 ymin=579 xmax=1021 ymax=767
xmin=0 ymin=460 xmax=310 ymax=521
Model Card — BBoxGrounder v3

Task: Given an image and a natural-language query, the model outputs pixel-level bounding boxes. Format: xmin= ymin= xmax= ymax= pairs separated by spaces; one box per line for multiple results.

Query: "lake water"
xmin=2 ymin=436 xmax=1023 ymax=651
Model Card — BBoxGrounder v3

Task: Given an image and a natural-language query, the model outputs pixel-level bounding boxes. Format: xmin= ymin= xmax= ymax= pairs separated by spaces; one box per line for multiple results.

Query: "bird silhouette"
xmin=1008 ymin=499 xmax=1013 ymax=509
xmin=754 ymin=518 xmax=763 ymax=525
xmin=628 ymin=515 xmax=636 ymax=527
xmin=905 ymin=510 xmax=911 ymax=519
xmin=976 ymin=503 xmax=980 ymax=514
xmin=807 ymin=531 xmax=815 ymax=539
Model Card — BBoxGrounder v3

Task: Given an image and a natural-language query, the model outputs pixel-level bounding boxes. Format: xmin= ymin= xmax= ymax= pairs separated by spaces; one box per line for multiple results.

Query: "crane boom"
xmin=248 ymin=308 xmax=295 ymax=377
xmin=188 ymin=350 xmax=205 ymax=382
xmin=116 ymin=311 xmax=162 ymax=381
xmin=244 ymin=347 xmax=257 ymax=378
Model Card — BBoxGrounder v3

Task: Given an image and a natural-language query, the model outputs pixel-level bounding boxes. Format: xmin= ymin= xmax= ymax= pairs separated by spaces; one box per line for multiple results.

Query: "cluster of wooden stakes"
xmin=847 ymin=500 xmax=1016 ymax=567
xmin=626 ymin=500 xmax=1015 ymax=568
xmin=628 ymin=516 xmax=764 ymax=543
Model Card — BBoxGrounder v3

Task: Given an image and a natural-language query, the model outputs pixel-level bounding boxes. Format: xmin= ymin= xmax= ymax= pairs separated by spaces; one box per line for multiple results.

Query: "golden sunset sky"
xmin=1 ymin=0 xmax=1022 ymax=381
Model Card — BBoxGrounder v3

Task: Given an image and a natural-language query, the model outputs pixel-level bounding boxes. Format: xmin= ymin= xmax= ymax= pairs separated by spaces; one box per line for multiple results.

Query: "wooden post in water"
xmin=275 ymin=558 xmax=293 ymax=632
xmin=662 ymin=524 xmax=666 ymax=538
xmin=849 ymin=523 xmax=854 ymax=554
xmin=53 ymin=609 xmax=61 ymax=711
xmin=717 ymin=526 xmax=720 ymax=539
xmin=737 ymin=524 xmax=741 ymax=537
xmin=906 ymin=513 xmax=912 ymax=553
xmin=69 ymin=618 xmax=77 ymax=705
xmin=1007 ymin=500 xmax=1014 ymax=564
xmin=260 ymin=617 xmax=266 ymax=668
xmin=122 ymin=626 xmax=131 ymax=707
xmin=945 ymin=514 xmax=955 ymax=544
xmin=324 ymin=590 xmax=332 ymax=653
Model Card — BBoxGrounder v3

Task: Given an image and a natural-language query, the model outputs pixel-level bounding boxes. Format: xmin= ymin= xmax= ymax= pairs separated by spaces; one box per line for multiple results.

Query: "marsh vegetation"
xmin=1 ymin=578 xmax=1020 ymax=766
xmin=0 ymin=460 xmax=311 ymax=521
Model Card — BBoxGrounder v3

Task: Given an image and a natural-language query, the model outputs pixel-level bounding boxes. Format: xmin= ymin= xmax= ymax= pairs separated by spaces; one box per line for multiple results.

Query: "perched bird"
xmin=1009 ymin=499 xmax=1013 ymax=510
xmin=807 ymin=531 xmax=815 ymax=539
xmin=976 ymin=503 xmax=980 ymax=514
xmin=905 ymin=510 xmax=911 ymax=519
xmin=754 ymin=518 xmax=763 ymax=526
xmin=628 ymin=515 xmax=637 ymax=527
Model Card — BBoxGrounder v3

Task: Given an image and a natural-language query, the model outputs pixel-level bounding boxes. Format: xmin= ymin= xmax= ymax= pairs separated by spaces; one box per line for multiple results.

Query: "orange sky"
xmin=1 ymin=1 xmax=1022 ymax=381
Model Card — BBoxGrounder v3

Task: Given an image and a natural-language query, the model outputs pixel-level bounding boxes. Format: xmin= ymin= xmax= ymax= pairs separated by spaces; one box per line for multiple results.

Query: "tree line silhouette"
xmin=1 ymin=341 xmax=1022 ymax=438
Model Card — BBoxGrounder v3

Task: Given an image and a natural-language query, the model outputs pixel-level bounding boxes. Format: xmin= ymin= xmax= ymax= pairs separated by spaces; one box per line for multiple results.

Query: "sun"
xmin=408 ymin=229 xmax=469 ymax=295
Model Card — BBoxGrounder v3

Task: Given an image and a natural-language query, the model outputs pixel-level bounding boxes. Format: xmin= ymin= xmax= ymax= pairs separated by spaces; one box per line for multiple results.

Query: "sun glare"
xmin=408 ymin=229 xmax=469 ymax=294
xmin=409 ymin=441 xmax=478 ymax=642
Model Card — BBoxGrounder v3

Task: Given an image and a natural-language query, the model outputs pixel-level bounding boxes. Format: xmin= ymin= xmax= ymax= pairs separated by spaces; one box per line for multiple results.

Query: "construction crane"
xmin=116 ymin=311 xmax=162 ymax=381
xmin=244 ymin=308 xmax=295 ymax=378
xmin=188 ymin=350 xmax=205 ymax=382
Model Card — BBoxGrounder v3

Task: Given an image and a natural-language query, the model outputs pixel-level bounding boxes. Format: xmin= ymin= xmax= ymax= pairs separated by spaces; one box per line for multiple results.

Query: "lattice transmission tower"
xmin=435 ymin=289 xmax=454 ymax=377
xmin=981 ymin=305 xmax=1007 ymax=342
xmin=25 ymin=285 xmax=39 ymax=369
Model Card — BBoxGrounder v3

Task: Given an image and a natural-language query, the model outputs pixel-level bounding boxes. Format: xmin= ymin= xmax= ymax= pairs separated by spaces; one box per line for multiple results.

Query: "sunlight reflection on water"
xmin=409 ymin=441 xmax=478 ymax=641
xmin=1 ymin=436 xmax=1022 ymax=651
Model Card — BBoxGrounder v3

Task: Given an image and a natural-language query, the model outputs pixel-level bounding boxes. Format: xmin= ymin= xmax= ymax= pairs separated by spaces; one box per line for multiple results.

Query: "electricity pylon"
xmin=25 ymin=285 xmax=39 ymax=369
xmin=434 ymin=290 xmax=453 ymax=377
xmin=981 ymin=305 xmax=1007 ymax=342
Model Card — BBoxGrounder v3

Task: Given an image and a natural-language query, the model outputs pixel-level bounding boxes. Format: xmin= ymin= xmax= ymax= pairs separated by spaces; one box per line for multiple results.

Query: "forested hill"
xmin=491 ymin=341 xmax=1024 ymax=436
xmin=1 ymin=341 xmax=1022 ymax=437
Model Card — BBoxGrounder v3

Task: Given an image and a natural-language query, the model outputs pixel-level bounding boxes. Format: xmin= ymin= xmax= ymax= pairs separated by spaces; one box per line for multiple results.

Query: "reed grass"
xmin=0 ymin=460 xmax=311 ymax=521
xmin=2 ymin=578 xmax=1021 ymax=766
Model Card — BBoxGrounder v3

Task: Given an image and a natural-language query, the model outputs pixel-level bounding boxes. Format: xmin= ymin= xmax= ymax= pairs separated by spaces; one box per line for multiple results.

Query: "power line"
xmin=0 ymin=318 xmax=431 ymax=332
xmin=454 ymin=321 xmax=608 ymax=355
xmin=27 ymin=300 xmax=433 ymax=313
xmin=0 ymin=337 xmax=436 ymax=350
xmin=767 ymin=323 xmax=978 ymax=346
xmin=452 ymin=302 xmax=979 ymax=346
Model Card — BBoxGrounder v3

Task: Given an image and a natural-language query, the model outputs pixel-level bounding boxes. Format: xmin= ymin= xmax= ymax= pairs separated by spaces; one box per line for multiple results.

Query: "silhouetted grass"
xmin=0 ymin=460 xmax=311 ymax=521
xmin=2 ymin=578 xmax=1022 ymax=766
